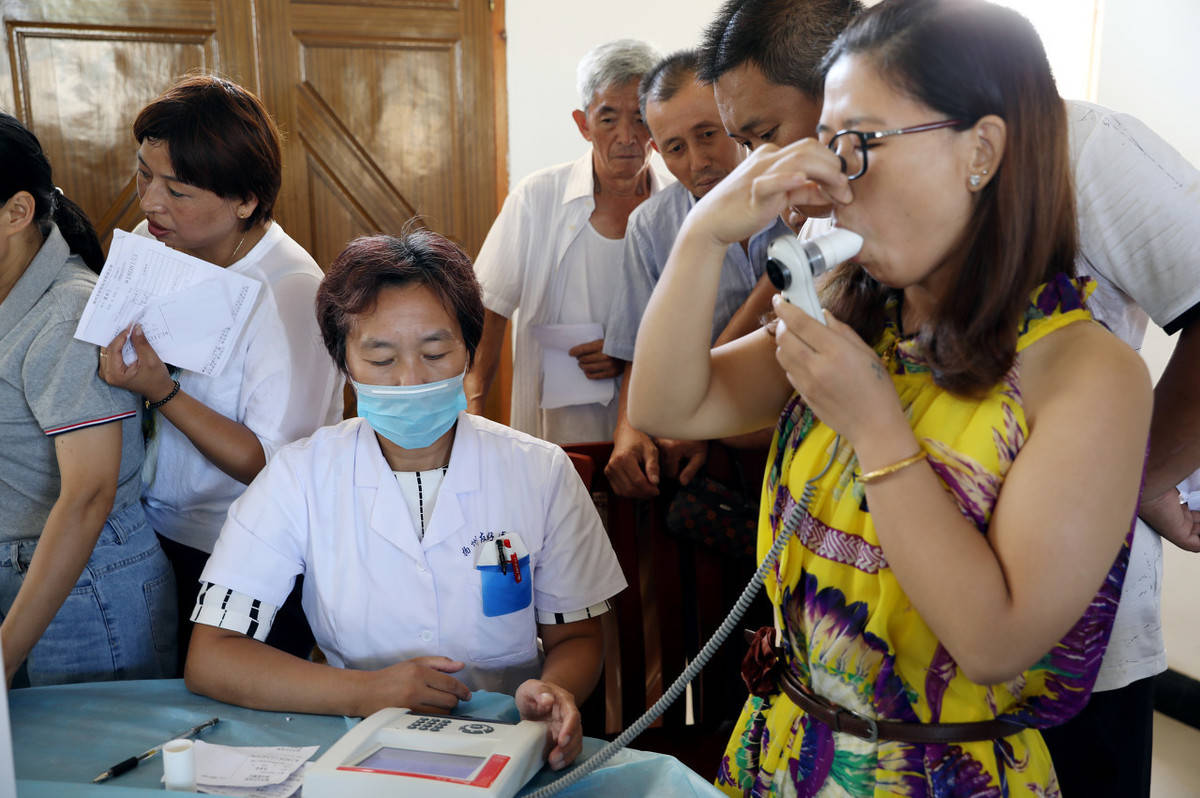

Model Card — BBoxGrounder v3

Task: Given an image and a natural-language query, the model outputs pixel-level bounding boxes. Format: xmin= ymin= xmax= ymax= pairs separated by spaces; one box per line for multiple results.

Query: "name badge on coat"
xmin=474 ymin=531 xmax=532 ymax=618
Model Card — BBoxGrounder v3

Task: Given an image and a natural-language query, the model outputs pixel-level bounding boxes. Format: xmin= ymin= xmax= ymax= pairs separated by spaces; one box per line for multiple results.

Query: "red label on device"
xmin=338 ymin=753 xmax=510 ymax=788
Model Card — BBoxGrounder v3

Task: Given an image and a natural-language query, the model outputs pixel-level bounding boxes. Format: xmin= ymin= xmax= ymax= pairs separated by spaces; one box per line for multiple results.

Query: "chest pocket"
xmin=469 ymin=531 xmax=535 ymax=663
xmin=475 ymin=531 xmax=532 ymax=616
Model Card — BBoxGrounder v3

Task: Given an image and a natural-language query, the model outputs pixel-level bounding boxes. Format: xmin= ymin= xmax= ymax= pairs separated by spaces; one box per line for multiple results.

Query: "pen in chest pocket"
xmin=496 ymin=535 xmax=522 ymax=582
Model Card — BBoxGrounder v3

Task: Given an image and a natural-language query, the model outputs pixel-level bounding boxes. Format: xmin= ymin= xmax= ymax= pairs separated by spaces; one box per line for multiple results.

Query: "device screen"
xmin=355 ymin=747 xmax=486 ymax=779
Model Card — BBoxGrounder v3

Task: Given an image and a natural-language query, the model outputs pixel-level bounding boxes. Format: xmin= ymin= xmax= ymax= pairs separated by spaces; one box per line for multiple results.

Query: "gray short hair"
xmin=576 ymin=39 xmax=660 ymax=111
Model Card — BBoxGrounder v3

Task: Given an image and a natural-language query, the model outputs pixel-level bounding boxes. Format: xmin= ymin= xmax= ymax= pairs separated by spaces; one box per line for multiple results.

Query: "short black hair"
xmin=638 ymin=50 xmax=701 ymax=119
xmin=134 ymin=74 xmax=282 ymax=231
xmin=698 ymin=0 xmax=865 ymax=97
xmin=317 ymin=229 xmax=484 ymax=375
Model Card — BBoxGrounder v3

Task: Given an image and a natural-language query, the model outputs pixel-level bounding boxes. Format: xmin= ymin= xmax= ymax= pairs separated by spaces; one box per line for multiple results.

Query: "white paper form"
xmin=531 ymin=322 xmax=616 ymax=409
xmin=181 ymin=740 xmax=316 ymax=798
xmin=73 ymin=230 xmax=261 ymax=377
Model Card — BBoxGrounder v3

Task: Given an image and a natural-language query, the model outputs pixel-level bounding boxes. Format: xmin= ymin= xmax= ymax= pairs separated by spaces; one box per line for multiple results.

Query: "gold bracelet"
xmin=859 ymin=450 xmax=925 ymax=485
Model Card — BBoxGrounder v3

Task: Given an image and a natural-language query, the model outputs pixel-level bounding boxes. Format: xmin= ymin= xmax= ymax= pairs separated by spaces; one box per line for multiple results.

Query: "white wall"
xmin=504 ymin=0 xmax=727 ymax=187
xmin=1094 ymin=0 xmax=1200 ymax=681
xmin=503 ymin=0 xmax=1200 ymax=677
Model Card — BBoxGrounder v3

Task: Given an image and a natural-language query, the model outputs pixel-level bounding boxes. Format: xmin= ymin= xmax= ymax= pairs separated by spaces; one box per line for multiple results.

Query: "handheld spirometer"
xmin=304 ymin=707 xmax=547 ymax=798
xmin=765 ymin=228 xmax=864 ymax=322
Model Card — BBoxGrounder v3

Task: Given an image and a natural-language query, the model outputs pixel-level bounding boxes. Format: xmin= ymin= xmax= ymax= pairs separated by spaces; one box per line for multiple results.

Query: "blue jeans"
xmin=0 ymin=500 xmax=178 ymax=686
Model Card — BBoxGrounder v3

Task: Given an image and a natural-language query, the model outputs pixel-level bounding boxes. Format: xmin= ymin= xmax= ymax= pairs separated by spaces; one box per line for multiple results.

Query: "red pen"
xmin=503 ymin=538 xmax=521 ymax=583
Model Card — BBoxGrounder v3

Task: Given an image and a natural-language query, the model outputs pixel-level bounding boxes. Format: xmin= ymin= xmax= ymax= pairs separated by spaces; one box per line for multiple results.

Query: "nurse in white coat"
xmin=184 ymin=231 xmax=626 ymax=770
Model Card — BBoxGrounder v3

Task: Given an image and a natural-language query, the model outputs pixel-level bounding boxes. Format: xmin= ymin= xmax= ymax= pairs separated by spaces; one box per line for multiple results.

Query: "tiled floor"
xmin=1151 ymin=712 xmax=1200 ymax=796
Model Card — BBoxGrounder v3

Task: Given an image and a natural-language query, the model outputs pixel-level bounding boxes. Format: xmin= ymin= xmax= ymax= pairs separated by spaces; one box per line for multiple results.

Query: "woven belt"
xmin=743 ymin=628 xmax=1025 ymax=744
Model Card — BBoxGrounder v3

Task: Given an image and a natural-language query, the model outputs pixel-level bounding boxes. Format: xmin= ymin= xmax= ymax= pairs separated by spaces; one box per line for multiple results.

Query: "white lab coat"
xmin=200 ymin=413 xmax=627 ymax=694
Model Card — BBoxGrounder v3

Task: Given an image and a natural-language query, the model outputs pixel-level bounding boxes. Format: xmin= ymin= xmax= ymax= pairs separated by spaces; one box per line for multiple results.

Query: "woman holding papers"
xmin=0 ymin=113 xmax=175 ymax=686
xmin=185 ymin=231 xmax=626 ymax=770
xmin=97 ymin=76 xmax=343 ymax=672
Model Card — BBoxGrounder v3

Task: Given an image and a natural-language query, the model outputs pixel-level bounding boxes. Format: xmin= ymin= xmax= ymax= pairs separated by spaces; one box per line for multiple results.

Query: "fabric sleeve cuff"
xmin=535 ymin=600 xmax=612 ymax=625
xmin=481 ymin=288 xmax=517 ymax=319
xmin=1164 ymin=299 xmax=1200 ymax=336
xmin=190 ymin=581 xmax=279 ymax=642
xmin=600 ymin=339 xmax=634 ymax=362
xmin=44 ymin=409 xmax=137 ymax=436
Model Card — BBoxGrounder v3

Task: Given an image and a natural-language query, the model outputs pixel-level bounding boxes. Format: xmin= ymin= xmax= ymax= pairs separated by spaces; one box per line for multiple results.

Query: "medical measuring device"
xmin=303 ymin=708 xmax=547 ymax=798
xmin=765 ymin=227 xmax=864 ymax=322
xmin=303 ymin=228 xmax=861 ymax=798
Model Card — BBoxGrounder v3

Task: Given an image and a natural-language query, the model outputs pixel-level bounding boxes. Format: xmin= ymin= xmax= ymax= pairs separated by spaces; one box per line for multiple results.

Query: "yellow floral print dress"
xmin=716 ymin=276 xmax=1132 ymax=797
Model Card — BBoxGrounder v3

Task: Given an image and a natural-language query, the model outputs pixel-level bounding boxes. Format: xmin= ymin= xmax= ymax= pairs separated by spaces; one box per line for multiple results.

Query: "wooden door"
xmin=255 ymin=0 xmax=505 ymax=270
xmin=0 ymin=0 xmax=506 ymax=266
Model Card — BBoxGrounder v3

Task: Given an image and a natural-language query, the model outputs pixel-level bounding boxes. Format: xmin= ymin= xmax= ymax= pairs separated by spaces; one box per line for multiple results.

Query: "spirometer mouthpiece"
xmin=766 ymin=228 xmax=863 ymax=322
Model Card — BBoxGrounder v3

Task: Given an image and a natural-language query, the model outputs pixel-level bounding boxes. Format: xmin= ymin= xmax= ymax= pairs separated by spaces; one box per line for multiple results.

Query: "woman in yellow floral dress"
xmin=628 ymin=1 xmax=1152 ymax=795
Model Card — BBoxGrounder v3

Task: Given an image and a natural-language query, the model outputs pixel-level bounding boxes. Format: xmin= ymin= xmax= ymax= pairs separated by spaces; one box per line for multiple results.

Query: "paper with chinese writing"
xmin=73 ymin=229 xmax=261 ymax=377
xmin=182 ymin=740 xmax=315 ymax=797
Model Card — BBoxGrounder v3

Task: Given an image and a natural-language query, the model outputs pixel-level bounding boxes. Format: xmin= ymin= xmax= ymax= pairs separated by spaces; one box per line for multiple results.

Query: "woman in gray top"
xmin=0 ymin=113 xmax=175 ymax=686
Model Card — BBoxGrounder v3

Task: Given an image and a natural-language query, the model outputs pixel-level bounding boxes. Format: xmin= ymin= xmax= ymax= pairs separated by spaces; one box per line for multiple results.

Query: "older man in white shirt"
xmin=467 ymin=39 xmax=671 ymax=445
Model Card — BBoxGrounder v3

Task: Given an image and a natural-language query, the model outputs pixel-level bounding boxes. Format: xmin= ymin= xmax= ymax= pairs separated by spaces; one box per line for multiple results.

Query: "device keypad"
xmin=407 ymin=717 xmax=452 ymax=732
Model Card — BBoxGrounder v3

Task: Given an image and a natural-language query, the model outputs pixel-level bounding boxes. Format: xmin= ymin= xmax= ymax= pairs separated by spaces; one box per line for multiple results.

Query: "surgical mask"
xmin=352 ymin=371 xmax=467 ymax=450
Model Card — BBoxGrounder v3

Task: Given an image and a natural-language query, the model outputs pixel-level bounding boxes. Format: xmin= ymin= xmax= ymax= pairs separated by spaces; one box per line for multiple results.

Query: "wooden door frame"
xmin=487 ymin=0 xmax=512 ymax=425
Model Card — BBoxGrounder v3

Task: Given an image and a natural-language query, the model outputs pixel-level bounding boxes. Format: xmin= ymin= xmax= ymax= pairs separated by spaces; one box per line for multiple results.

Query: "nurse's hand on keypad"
xmin=515 ymin=679 xmax=582 ymax=770
xmin=361 ymin=656 xmax=472 ymax=716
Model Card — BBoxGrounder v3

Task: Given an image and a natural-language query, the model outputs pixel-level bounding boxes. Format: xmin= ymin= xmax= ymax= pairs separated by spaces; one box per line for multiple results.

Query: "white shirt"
xmin=1065 ymin=99 xmax=1200 ymax=690
xmin=199 ymin=414 xmax=627 ymax=694
xmin=473 ymin=151 xmax=672 ymax=441
xmin=800 ymin=101 xmax=1200 ymax=690
xmin=139 ymin=221 xmax=344 ymax=553
xmin=539 ymin=224 xmax=624 ymax=444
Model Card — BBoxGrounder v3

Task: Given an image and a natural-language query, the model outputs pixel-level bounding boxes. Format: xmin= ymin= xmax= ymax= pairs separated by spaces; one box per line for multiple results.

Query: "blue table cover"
xmin=10 ymin=679 xmax=721 ymax=797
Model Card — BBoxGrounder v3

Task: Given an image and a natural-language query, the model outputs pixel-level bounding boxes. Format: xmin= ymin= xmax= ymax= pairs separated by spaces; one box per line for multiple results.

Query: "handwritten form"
xmin=531 ymin=322 xmax=616 ymax=409
xmin=183 ymin=740 xmax=316 ymax=798
xmin=73 ymin=230 xmax=261 ymax=377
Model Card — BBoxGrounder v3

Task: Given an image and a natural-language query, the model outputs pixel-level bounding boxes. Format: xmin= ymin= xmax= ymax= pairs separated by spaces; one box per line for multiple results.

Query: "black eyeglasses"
xmin=827 ymin=119 xmax=964 ymax=180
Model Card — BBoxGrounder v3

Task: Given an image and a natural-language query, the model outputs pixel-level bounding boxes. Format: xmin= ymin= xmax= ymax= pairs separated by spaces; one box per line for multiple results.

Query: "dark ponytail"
xmin=51 ymin=192 xmax=105 ymax=273
xmin=0 ymin=113 xmax=104 ymax=275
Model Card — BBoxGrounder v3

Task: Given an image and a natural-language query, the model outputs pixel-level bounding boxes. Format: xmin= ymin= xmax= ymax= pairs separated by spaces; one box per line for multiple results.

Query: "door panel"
xmin=269 ymin=0 xmax=500 ymax=266
xmin=303 ymin=151 xmax=377 ymax=276
xmin=300 ymin=37 xmax=459 ymax=234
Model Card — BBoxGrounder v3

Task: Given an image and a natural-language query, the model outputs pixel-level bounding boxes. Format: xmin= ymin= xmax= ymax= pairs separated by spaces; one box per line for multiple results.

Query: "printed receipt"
xmin=186 ymin=740 xmax=317 ymax=798
xmin=73 ymin=229 xmax=261 ymax=377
